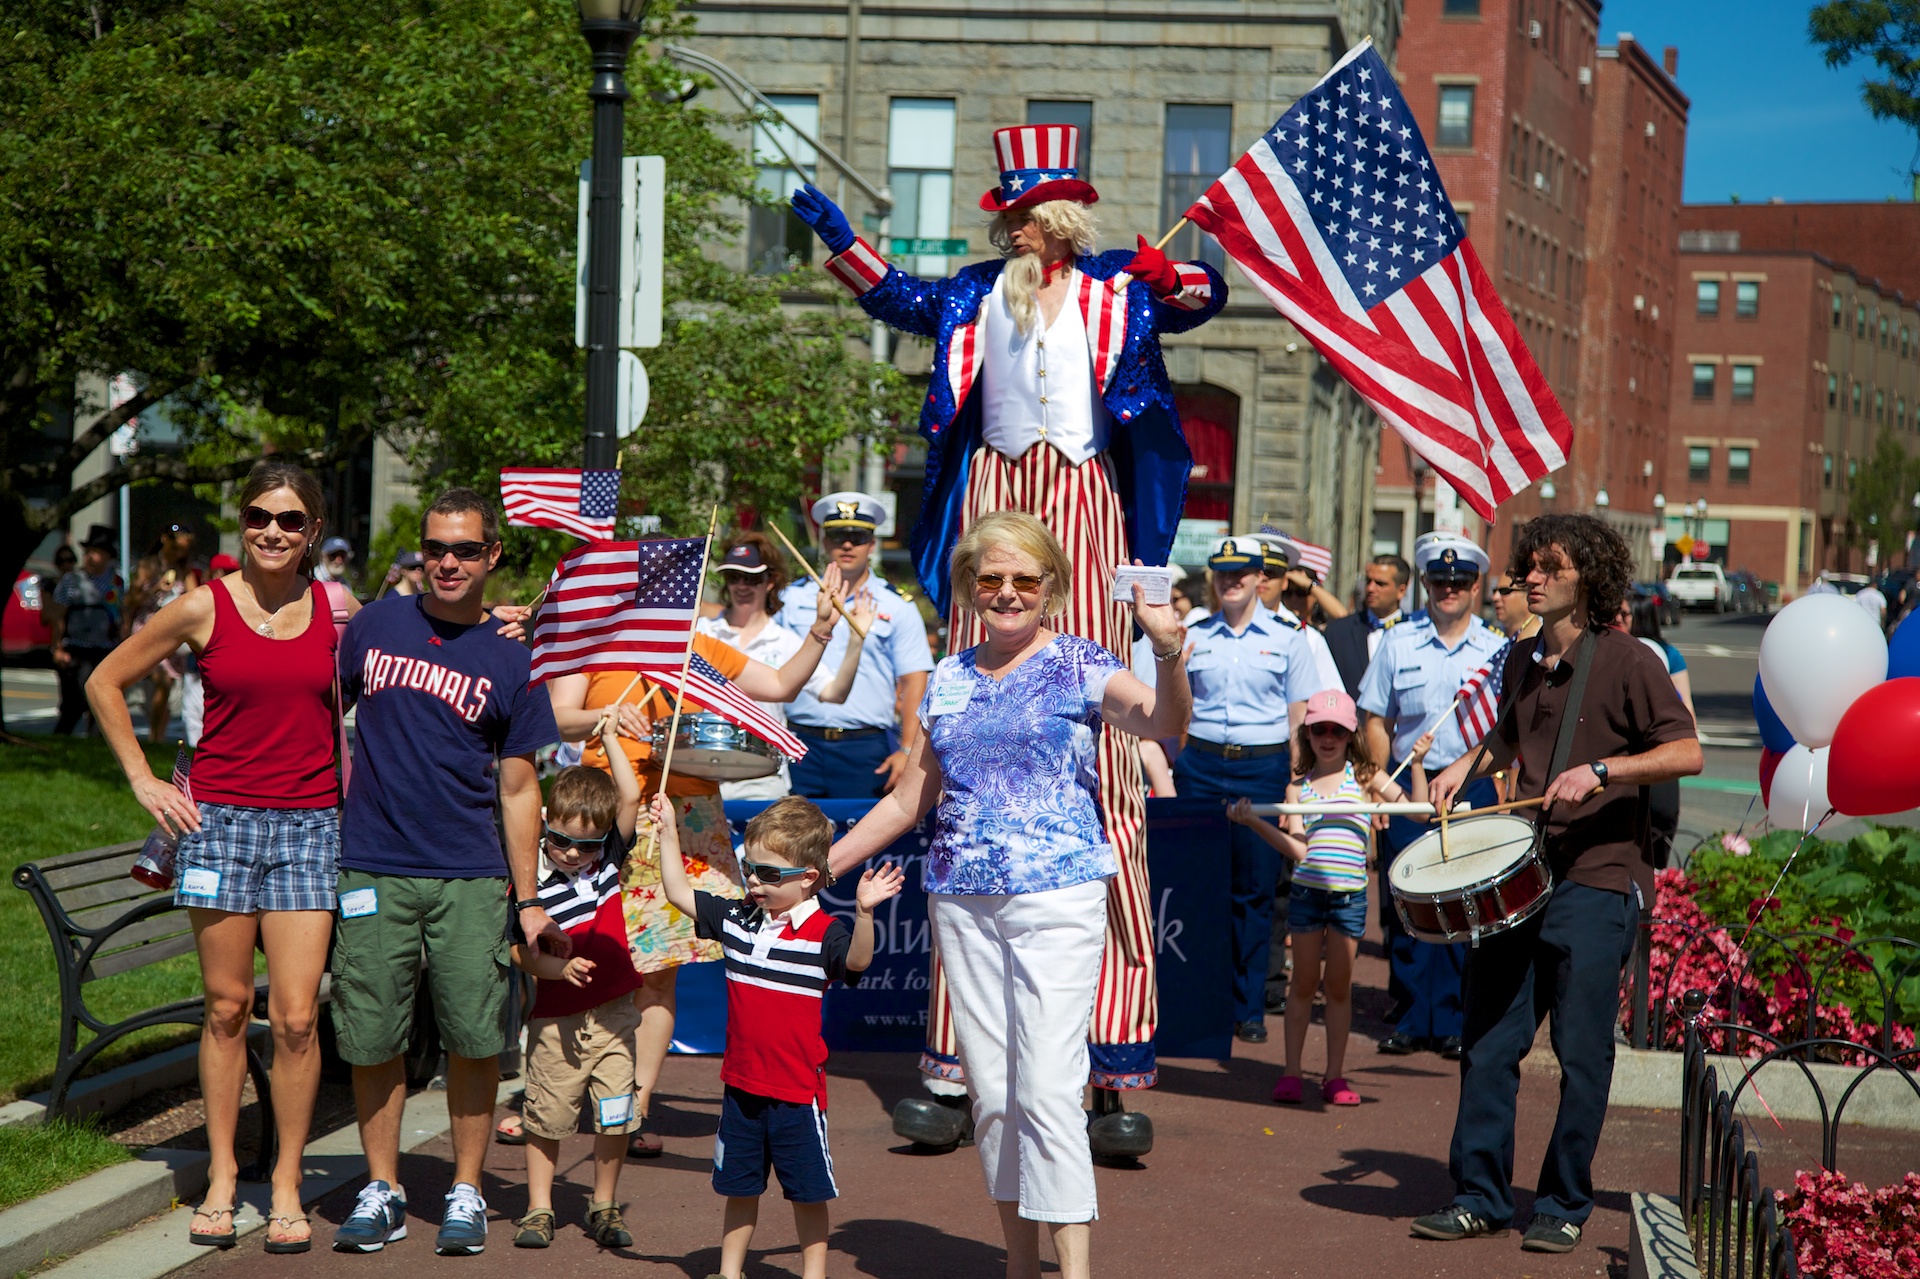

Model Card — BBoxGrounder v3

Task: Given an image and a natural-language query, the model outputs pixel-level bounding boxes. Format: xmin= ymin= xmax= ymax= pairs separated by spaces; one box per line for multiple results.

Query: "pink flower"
xmin=1722 ymin=832 xmax=1752 ymax=857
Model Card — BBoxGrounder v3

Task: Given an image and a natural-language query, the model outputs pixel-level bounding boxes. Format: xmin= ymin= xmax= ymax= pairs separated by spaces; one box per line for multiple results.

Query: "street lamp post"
xmin=578 ymin=0 xmax=647 ymax=471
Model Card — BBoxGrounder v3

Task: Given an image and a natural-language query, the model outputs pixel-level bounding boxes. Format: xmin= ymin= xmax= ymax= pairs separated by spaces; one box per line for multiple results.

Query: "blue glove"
xmin=790 ymin=183 xmax=856 ymax=255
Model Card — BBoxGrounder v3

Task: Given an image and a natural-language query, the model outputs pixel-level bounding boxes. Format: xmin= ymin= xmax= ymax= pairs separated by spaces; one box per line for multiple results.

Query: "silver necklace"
xmin=250 ymin=585 xmax=301 ymax=636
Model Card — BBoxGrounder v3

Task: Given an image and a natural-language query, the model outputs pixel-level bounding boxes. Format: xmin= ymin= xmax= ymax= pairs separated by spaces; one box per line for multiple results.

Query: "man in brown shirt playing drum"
xmin=1420 ymin=514 xmax=1702 ymax=1255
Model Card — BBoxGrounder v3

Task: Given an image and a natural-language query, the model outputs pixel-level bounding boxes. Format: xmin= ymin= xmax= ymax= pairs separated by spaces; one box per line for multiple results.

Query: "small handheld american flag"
xmin=649 ymin=652 xmax=809 ymax=762
xmin=1260 ymin=524 xmax=1334 ymax=581
xmin=1455 ymin=641 xmax=1513 ymax=750
xmin=1184 ymin=41 xmax=1571 ymax=520
xmin=530 ymin=538 xmax=707 ymax=684
xmin=501 ymin=468 xmax=620 ymax=542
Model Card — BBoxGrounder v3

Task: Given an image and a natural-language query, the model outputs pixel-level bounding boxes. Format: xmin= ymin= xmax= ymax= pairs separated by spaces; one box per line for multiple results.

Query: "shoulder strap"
xmin=1545 ymin=629 xmax=1599 ymax=787
xmin=320 ymin=580 xmax=353 ymax=800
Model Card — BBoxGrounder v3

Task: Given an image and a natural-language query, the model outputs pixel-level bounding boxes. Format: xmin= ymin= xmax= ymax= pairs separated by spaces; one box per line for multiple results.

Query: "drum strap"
xmin=1544 ymin=629 xmax=1598 ymax=789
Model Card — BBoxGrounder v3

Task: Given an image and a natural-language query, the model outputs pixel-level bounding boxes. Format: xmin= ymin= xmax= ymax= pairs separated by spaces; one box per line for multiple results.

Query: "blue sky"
xmin=1597 ymin=0 xmax=1916 ymax=203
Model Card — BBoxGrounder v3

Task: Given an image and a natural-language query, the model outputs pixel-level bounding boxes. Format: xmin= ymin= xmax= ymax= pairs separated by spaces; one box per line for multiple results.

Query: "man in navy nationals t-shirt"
xmin=331 ymin=488 xmax=560 ymax=1258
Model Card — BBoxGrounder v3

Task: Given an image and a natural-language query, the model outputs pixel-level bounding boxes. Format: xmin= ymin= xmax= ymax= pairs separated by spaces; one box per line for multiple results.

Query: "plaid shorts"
xmin=174 ymin=802 xmax=340 ymax=914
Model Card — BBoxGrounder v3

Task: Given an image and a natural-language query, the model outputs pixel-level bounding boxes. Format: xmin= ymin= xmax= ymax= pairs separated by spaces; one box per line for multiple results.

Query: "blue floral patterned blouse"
xmin=919 ymin=634 xmax=1122 ymax=896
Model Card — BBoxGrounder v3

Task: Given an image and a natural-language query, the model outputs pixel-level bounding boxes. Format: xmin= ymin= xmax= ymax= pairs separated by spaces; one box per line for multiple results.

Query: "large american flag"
xmin=501 ymin=468 xmax=621 ymax=542
xmin=529 ymin=538 xmax=706 ymax=683
xmin=1455 ymin=641 xmax=1513 ymax=748
xmin=1184 ymin=42 xmax=1570 ymax=520
xmin=648 ymin=652 xmax=808 ymax=762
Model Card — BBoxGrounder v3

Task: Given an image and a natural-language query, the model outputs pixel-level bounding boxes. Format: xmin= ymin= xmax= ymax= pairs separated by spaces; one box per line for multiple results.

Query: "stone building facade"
xmin=683 ymin=0 xmax=1400 ymax=588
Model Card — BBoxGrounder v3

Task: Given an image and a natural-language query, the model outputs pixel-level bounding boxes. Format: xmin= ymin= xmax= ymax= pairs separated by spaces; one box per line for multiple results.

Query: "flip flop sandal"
xmin=1270 ymin=1074 xmax=1304 ymax=1105
xmin=264 ymin=1214 xmax=313 ymax=1254
xmin=627 ymin=1119 xmax=663 ymax=1159
xmin=189 ymin=1205 xmax=237 ymax=1249
xmin=494 ymin=1113 xmax=528 ymax=1146
xmin=1322 ymin=1077 xmax=1362 ymax=1106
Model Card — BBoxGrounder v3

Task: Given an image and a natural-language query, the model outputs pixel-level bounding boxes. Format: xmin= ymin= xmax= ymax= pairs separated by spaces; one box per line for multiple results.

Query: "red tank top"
xmin=192 ymin=579 xmax=340 ymax=809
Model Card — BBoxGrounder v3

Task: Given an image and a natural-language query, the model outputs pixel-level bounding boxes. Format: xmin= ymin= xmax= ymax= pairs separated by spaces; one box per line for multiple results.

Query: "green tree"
xmin=1 ymin=0 xmax=910 ymax=684
xmin=1845 ymin=428 xmax=1920 ymax=555
xmin=1810 ymin=0 xmax=1920 ymax=186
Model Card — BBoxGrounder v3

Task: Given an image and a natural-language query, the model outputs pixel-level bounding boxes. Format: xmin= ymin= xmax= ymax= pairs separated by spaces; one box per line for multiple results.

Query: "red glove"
xmin=1124 ymin=234 xmax=1181 ymax=298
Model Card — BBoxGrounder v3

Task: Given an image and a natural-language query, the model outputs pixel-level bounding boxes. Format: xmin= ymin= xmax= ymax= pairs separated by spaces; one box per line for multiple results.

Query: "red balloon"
xmin=1828 ymin=678 xmax=1920 ymax=816
xmin=1758 ymin=747 xmax=1784 ymax=809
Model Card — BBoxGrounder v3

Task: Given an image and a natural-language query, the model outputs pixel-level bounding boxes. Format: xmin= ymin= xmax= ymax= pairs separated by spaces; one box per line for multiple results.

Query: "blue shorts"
xmin=174 ymin=803 xmax=339 ymax=915
xmin=1288 ymin=885 xmax=1368 ymax=940
xmin=713 ymin=1086 xmax=837 ymax=1203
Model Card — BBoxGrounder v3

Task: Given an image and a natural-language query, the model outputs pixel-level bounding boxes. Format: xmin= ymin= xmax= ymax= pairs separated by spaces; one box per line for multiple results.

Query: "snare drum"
xmin=649 ymin=713 xmax=784 ymax=781
xmin=1388 ymin=814 xmax=1552 ymax=945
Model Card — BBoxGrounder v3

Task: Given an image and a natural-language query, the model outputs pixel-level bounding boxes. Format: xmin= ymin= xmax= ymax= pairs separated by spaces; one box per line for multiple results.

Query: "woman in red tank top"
xmin=90 ymin=461 xmax=360 ymax=1254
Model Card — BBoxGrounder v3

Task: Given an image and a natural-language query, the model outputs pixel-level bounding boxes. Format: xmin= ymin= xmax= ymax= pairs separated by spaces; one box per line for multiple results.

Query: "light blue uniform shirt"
xmin=774 ymin=573 xmax=935 ymax=730
xmin=1356 ymin=613 xmax=1510 ymax=768
xmin=1184 ymin=605 xmax=1334 ymax=747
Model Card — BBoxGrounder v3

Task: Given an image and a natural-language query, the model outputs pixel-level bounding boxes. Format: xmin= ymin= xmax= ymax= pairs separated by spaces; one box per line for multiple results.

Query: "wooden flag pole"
xmin=641 ymin=505 xmax=722 ymax=865
xmin=1152 ymin=218 xmax=1190 ymax=253
xmin=765 ymin=521 xmax=870 ymax=639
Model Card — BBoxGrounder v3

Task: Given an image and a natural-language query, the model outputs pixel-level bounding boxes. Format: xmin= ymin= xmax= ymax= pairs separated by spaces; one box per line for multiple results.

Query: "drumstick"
xmin=592 ymin=671 xmax=648 ymax=737
xmin=1459 ymin=795 xmax=1550 ymax=817
xmin=764 ymin=522 xmax=870 ymax=639
xmin=1438 ymin=801 xmax=1451 ymax=864
xmin=1247 ymin=801 xmax=1438 ymax=816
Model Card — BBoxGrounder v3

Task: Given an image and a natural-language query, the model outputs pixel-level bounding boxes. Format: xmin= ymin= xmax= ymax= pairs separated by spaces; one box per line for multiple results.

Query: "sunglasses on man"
xmin=422 ymin=539 xmax=494 ymax=562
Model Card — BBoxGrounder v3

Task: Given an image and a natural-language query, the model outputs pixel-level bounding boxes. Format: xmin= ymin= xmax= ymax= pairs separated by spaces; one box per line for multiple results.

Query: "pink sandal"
xmin=1271 ymin=1074 xmax=1304 ymax=1104
xmin=1322 ymin=1077 xmax=1361 ymax=1106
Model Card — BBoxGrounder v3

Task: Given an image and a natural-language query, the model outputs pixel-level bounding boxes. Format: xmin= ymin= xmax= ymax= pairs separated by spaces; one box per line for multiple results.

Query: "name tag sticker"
xmin=598 ymin=1093 xmax=635 ymax=1128
xmin=340 ymin=887 xmax=379 ymax=919
xmin=930 ymin=681 xmax=974 ymax=715
xmin=1110 ymin=565 xmax=1175 ymax=605
xmin=179 ymin=868 xmax=221 ymax=898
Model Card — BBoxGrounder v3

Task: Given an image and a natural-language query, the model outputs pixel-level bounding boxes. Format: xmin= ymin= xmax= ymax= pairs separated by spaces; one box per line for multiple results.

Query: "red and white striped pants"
xmin=924 ymin=443 xmax=1157 ymax=1085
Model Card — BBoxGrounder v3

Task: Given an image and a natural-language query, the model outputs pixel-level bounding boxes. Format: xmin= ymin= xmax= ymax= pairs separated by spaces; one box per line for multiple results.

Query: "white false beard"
xmin=1002 ymin=252 xmax=1044 ymax=335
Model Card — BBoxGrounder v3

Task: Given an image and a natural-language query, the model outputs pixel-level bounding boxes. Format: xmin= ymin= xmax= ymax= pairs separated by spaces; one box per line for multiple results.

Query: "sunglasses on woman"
xmin=542 ymin=826 xmax=613 ymax=855
xmin=740 ymin=859 xmax=813 ymax=885
xmin=242 ymin=505 xmax=310 ymax=533
xmin=1308 ymin=722 xmax=1350 ymax=737
xmin=974 ymin=572 xmax=1046 ymax=595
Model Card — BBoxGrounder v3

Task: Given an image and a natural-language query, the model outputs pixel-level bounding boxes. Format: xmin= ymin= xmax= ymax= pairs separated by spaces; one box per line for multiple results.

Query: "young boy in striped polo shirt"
xmin=652 ymin=793 xmax=903 ymax=1279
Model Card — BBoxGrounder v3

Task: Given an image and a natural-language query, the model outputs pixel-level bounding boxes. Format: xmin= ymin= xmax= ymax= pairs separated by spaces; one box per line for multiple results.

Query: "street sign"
xmin=616 ymin=352 xmax=649 ymax=438
xmin=1691 ymin=540 xmax=1711 ymax=560
xmin=576 ymin=156 xmax=665 ymax=351
xmin=1673 ymin=534 xmax=1695 ymax=557
xmin=1648 ymin=529 xmax=1668 ymax=560
xmin=889 ymin=238 xmax=968 ymax=256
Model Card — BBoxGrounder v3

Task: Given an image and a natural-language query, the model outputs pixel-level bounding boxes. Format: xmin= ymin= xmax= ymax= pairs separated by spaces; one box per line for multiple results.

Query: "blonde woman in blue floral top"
xmin=827 ymin=510 xmax=1189 ymax=1279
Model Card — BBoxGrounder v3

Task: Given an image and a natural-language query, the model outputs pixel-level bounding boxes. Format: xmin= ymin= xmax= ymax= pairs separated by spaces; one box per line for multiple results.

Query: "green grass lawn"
xmin=0 ymin=1119 xmax=132 ymax=1210
xmin=0 ymin=738 xmax=206 ymax=1104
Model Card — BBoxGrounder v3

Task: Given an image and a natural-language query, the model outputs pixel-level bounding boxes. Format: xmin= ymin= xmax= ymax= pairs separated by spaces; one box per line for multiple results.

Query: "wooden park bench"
xmin=13 ymin=840 xmax=282 ymax=1177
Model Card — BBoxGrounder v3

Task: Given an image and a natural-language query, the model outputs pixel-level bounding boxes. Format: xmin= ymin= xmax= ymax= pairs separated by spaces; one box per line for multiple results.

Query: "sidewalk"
xmin=164 ymin=933 xmax=1911 ymax=1279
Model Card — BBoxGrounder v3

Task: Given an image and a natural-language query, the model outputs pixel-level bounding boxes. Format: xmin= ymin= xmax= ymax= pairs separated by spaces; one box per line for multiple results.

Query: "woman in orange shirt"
xmin=506 ymin=564 xmax=856 ymax=1155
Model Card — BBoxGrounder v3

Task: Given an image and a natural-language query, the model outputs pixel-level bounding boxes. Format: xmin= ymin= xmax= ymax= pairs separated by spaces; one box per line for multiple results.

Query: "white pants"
xmin=930 ymin=877 xmax=1109 ymax=1223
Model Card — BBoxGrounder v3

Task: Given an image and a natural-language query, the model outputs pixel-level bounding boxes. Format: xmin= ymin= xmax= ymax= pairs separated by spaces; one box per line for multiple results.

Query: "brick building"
xmin=1665 ymin=245 xmax=1920 ymax=595
xmin=684 ymin=0 xmax=1402 ymax=589
xmin=1679 ymin=201 xmax=1920 ymax=301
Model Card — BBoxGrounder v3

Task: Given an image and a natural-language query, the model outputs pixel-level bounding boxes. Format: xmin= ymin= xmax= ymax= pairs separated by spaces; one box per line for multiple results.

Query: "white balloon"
xmin=1767 ymin=744 xmax=1832 ymax=831
xmin=1757 ymin=595 xmax=1888 ymax=748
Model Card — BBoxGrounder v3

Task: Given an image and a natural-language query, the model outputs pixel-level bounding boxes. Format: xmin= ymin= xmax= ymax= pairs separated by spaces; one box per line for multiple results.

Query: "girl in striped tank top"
xmin=1229 ymin=689 xmax=1432 ymax=1107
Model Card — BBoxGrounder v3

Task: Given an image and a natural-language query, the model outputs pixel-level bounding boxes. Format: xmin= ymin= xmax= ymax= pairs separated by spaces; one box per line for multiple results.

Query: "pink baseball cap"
xmin=1302 ymin=689 xmax=1358 ymax=732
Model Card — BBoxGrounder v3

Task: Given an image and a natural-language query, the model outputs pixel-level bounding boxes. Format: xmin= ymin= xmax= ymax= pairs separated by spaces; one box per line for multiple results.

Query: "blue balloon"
xmin=1890 ymin=609 xmax=1920 ymax=681
xmin=1753 ymin=674 xmax=1796 ymax=754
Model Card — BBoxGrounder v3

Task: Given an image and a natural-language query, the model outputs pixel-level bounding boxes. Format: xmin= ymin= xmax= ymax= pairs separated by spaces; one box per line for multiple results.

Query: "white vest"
xmin=980 ymin=272 xmax=1111 ymax=465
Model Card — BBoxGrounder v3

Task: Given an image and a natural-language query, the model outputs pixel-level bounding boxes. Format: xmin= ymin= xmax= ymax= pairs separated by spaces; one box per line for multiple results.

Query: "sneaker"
xmin=588 ymin=1203 xmax=633 ymax=1249
xmin=1410 ymin=1204 xmax=1508 ymax=1241
xmin=512 ymin=1210 xmax=555 ymax=1249
xmin=333 ymin=1181 xmax=408 ymax=1253
xmin=1522 ymin=1215 xmax=1582 ymax=1253
xmin=435 ymin=1183 xmax=488 ymax=1256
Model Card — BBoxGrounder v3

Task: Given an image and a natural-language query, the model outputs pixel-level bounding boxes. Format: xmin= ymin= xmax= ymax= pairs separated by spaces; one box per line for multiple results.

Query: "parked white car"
xmin=1668 ymin=563 xmax=1734 ymax=613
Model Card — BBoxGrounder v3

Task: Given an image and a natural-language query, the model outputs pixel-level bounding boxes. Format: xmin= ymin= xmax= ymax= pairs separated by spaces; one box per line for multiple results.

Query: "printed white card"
xmin=1110 ymin=565 xmax=1175 ymax=605
xmin=179 ymin=868 xmax=221 ymax=898
xmin=339 ymin=887 xmax=379 ymax=919
xmin=929 ymin=681 xmax=974 ymax=715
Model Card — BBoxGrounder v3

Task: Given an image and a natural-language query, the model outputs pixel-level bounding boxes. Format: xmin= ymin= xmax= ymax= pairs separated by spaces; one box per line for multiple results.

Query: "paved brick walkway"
xmin=179 ymin=939 xmax=1912 ymax=1279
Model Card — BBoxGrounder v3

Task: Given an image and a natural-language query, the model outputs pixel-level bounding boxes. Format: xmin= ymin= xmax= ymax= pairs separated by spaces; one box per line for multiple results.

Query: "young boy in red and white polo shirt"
xmin=653 ymin=794 xmax=903 ymax=1279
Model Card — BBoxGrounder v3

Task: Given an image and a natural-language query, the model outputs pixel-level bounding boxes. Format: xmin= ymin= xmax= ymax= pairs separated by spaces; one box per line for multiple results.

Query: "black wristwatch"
xmin=1590 ymin=760 xmax=1610 ymax=788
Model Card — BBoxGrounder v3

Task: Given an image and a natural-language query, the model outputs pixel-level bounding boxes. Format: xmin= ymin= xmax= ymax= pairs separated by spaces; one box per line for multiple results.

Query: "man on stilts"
xmin=791 ymin=122 xmax=1226 ymax=1158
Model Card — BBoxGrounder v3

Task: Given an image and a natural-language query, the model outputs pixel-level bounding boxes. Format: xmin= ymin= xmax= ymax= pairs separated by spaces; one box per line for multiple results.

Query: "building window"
xmin=1162 ymin=105 xmax=1232 ymax=271
xmin=1881 ymin=315 xmax=1891 ymax=346
xmin=1026 ymin=100 xmax=1094 ymax=172
xmin=1877 ymin=388 xmax=1886 ymax=421
xmin=1437 ymin=85 xmax=1476 ymax=148
xmin=1458 ymin=208 xmax=1472 ymax=236
xmin=1735 ymin=280 xmax=1759 ymax=318
xmin=888 ymin=98 xmax=958 ymax=277
xmin=1691 ymin=363 xmax=1716 ymax=401
xmin=1853 ymin=382 xmax=1863 ymax=415
xmin=1509 ymin=123 xmax=1521 ymax=178
xmin=1857 ymin=304 xmax=1867 ymax=337
xmin=1828 ymin=372 xmax=1839 ymax=407
xmin=1903 ymin=324 xmax=1912 ymax=357
xmin=1728 ymin=447 xmax=1752 ymax=485
xmin=747 ymin=95 xmax=820 ymax=276
xmin=1688 ymin=446 xmax=1712 ymax=483
xmin=1849 ymin=458 xmax=1859 ymax=481
xmin=1833 ymin=294 xmax=1843 ymax=328
xmin=1443 ymin=0 xmax=1481 ymax=13
xmin=1731 ymin=364 xmax=1756 ymax=401
xmin=1900 ymin=396 xmax=1909 ymax=429
xmin=1696 ymin=280 xmax=1720 ymax=317
xmin=1824 ymin=454 xmax=1834 ymax=488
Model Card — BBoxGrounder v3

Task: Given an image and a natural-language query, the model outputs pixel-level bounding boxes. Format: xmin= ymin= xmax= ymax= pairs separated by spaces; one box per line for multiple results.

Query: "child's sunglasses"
xmin=741 ymin=860 xmax=813 ymax=885
xmin=542 ymin=825 xmax=613 ymax=854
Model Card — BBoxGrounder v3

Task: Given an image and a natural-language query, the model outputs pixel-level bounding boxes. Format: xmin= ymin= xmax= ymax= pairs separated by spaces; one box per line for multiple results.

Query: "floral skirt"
xmin=620 ymin=792 xmax=742 ymax=972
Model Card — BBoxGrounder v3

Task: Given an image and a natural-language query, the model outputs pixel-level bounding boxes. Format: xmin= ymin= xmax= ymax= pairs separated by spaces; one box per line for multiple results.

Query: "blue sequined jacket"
xmin=821 ymin=236 xmax=1228 ymax=615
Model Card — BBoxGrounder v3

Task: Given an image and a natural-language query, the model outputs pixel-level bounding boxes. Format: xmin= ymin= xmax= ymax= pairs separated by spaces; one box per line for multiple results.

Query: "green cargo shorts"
xmin=331 ymin=870 xmax=512 ymax=1065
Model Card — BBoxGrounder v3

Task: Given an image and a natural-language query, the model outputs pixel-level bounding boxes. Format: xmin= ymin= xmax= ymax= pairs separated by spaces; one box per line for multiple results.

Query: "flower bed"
xmin=1632 ymin=827 xmax=1920 ymax=1061
xmin=1777 ymin=1170 xmax=1920 ymax=1279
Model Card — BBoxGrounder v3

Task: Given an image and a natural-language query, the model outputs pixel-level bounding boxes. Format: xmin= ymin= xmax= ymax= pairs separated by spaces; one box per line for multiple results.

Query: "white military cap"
xmin=1412 ymin=531 xmax=1491 ymax=581
xmin=811 ymin=491 xmax=887 ymax=533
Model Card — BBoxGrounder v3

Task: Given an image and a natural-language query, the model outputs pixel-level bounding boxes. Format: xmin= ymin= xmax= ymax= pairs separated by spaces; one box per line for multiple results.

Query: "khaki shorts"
xmin=522 ymin=998 xmax=643 ymax=1141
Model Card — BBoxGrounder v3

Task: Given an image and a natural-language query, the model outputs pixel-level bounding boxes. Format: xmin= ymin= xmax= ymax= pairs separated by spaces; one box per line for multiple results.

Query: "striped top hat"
xmin=979 ymin=124 xmax=1099 ymax=212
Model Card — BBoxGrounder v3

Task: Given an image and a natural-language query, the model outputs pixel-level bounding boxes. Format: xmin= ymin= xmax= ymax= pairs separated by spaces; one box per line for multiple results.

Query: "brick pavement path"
xmin=180 ymin=938 xmax=1912 ymax=1279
